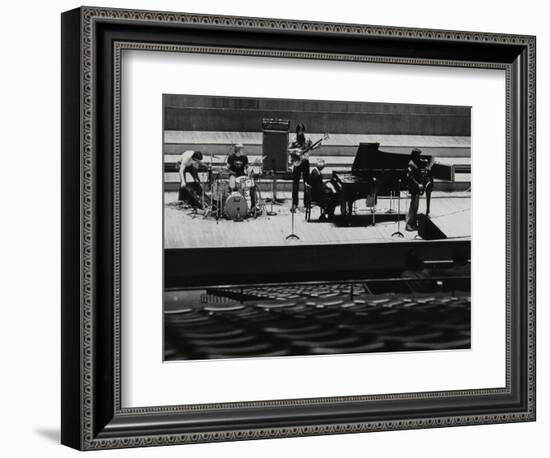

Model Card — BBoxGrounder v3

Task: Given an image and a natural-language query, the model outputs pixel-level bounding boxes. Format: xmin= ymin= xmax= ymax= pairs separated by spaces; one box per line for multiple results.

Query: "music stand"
xmin=392 ymin=179 xmax=404 ymax=238
xmin=285 ymin=207 xmax=300 ymax=240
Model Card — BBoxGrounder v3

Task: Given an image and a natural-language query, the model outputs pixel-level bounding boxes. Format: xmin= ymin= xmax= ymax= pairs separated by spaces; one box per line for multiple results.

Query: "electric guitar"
xmin=409 ymin=156 xmax=435 ymax=195
xmin=289 ymin=133 xmax=329 ymax=168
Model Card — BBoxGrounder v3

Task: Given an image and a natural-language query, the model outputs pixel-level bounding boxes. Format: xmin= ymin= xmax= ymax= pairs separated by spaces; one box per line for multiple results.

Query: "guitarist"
xmin=405 ymin=148 xmax=434 ymax=231
xmin=289 ymin=124 xmax=320 ymax=210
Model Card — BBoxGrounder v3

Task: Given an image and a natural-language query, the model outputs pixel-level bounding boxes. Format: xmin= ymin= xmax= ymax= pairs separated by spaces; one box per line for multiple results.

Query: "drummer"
xmin=226 ymin=143 xmax=249 ymax=177
xmin=226 ymin=143 xmax=257 ymax=209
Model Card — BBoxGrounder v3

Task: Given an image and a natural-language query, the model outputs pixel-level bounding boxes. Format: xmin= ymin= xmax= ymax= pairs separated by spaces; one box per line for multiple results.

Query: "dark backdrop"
xmin=163 ymin=94 xmax=471 ymax=136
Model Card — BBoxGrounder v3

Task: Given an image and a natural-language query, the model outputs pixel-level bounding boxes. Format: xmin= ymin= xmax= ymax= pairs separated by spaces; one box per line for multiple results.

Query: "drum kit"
xmin=196 ymin=153 xmax=267 ymax=222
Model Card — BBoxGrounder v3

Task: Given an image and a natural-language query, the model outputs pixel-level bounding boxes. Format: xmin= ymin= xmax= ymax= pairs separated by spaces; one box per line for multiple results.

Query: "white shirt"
xmin=179 ymin=150 xmax=198 ymax=169
xmin=179 ymin=150 xmax=199 ymax=184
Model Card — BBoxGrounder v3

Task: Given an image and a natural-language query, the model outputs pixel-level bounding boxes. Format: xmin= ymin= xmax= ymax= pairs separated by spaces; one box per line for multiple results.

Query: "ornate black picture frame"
xmin=61 ymin=6 xmax=536 ymax=450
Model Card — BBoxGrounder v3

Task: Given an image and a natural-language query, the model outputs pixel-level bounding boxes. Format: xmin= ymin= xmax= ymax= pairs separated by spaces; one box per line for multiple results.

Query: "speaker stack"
xmin=262 ymin=118 xmax=290 ymax=173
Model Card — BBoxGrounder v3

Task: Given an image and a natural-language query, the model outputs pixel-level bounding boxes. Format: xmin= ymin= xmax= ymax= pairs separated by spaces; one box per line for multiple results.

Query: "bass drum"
xmin=224 ymin=192 xmax=248 ymax=220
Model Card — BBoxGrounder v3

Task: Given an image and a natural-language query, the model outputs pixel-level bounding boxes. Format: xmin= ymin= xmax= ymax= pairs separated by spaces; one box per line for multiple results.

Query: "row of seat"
xmin=164 ymin=281 xmax=471 ymax=361
xmin=165 ymin=295 xmax=470 ymax=360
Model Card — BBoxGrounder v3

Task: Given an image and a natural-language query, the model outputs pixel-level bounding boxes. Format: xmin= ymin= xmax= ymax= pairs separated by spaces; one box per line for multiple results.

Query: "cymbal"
xmin=250 ymin=155 xmax=268 ymax=166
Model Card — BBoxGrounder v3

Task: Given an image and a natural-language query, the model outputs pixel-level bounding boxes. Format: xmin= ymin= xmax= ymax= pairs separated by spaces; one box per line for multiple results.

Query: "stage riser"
xmin=163 ymin=144 xmax=471 ymax=158
xmin=165 ymin=241 xmax=471 ymax=288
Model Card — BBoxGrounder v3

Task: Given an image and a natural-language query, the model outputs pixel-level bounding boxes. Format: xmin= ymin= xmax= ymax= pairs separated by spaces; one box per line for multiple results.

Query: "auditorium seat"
xmin=164 ymin=279 xmax=470 ymax=361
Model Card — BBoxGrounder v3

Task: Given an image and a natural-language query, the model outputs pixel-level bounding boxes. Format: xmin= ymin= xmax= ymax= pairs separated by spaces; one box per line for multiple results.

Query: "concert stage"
xmin=164 ymin=190 xmax=470 ymax=249
xmin=163 ymin=95 xmax=472 ymax=289
xmin=164 ymin=190 xmax=470 ymax=288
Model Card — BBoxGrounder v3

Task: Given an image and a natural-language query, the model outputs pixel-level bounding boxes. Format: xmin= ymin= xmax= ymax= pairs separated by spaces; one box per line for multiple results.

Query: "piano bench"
xmin=305 ymin=202 xmax=326 ymax=222
xmin=304 ymin=184 xmax=324 ymax=222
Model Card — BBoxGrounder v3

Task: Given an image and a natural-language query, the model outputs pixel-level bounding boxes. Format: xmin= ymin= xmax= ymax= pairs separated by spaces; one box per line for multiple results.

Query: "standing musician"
xmin=289 ymin=124 xmax=319 ymax=210
xmin=309 ymin=159 xmax=341 ymax=221
xmin=226 ymin=143 xmax=257 ymax=210
xmin=405 ymin=148 xmax=434 ymax=231
xmin=177 ymin=150 xmax=204 ymax=207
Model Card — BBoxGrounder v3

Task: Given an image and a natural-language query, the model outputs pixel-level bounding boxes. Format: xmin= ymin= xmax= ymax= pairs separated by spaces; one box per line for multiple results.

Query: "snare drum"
xmin=235 ymin=175 xmax=253 ymax=191
xmin=244 ymin=177 xmax=254 ymax=189
xmin=224 ymin=192 xmax=248 ymax=220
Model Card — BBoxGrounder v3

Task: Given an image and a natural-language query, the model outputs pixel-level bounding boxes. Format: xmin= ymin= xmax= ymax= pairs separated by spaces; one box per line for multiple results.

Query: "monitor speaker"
xmin=417 ymin=214 xmax=447 ymax=240
xmin=262 ymin=118 xmax=289 ymax=173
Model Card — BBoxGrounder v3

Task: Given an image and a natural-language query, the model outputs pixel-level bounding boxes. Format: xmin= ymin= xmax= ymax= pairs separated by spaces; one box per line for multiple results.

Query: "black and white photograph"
xmin=48 ymin=1 xmax=541 ymax=454
xmin=163 ymin=94 xmax=471 ymax=361
xmin=1 ymin=0 xmax=546 ymax=453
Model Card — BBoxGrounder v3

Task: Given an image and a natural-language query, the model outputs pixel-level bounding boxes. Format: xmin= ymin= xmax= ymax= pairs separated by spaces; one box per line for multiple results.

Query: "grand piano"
xmin=333 ymin=143 xmax=454 ymax=222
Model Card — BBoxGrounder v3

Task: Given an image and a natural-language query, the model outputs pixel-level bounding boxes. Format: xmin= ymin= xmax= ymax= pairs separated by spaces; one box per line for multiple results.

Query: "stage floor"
xmin=164 ymin=191 xmax=471 ymax=249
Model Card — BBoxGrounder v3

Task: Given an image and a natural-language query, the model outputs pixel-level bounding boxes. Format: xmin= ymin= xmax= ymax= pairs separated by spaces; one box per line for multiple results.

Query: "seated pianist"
xmin=309 ymin=159 xmax=341 ymax=221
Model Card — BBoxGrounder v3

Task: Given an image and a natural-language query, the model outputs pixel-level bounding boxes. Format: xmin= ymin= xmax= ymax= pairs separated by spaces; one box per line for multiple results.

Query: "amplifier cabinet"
xmin=262 ymin=118 xmax=290 ymax=172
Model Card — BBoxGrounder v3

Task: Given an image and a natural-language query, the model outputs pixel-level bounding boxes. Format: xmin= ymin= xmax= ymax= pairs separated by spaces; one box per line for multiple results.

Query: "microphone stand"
xmin=285 ymin=206 xmax=300 ymax=240
xmin=386 ymin=191 xmax=396 ymax=214
xmin=392 ymin=179 xmax=404 ymax=238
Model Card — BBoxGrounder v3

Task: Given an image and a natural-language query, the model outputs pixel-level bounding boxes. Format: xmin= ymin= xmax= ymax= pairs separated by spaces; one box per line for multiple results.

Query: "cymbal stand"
xmin=205 ymin=188 xmax=220 ymax=221
xmin=215 ymin=179 xmax=223 ymax=223
xmin=187 ymin=179 xmax=203 ymax=219
xmin=217 ymin=189 xmax=222 ymax=222
xmin=266 ymin=169 xmax=277 ymax=216
xmin=190 ymin=186 xmax=208 ymax=219
xmin=200 ymin=168 xmax=217 ymax=220
xmin=392 ymin=179 xmax=404 ymax=238
xmin=254 ymin=188 xmax=268 ymax=219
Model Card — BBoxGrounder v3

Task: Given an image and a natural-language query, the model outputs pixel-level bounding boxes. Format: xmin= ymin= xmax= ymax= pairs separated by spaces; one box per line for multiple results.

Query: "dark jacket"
xmin=227 ymin=153 xmax=249 ymax=177
xmin=309 ymin=167 xmax=325 ymax=202
xmin=407 ymin=159 xmax=423 ymax=194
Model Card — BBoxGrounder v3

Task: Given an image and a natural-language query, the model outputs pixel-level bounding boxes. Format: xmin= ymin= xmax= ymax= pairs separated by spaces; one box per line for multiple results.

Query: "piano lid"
xmin=350 ymin=142 xmax=454 ymax=181
xmin=352 ymin=142 xmax=427 ymax=172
